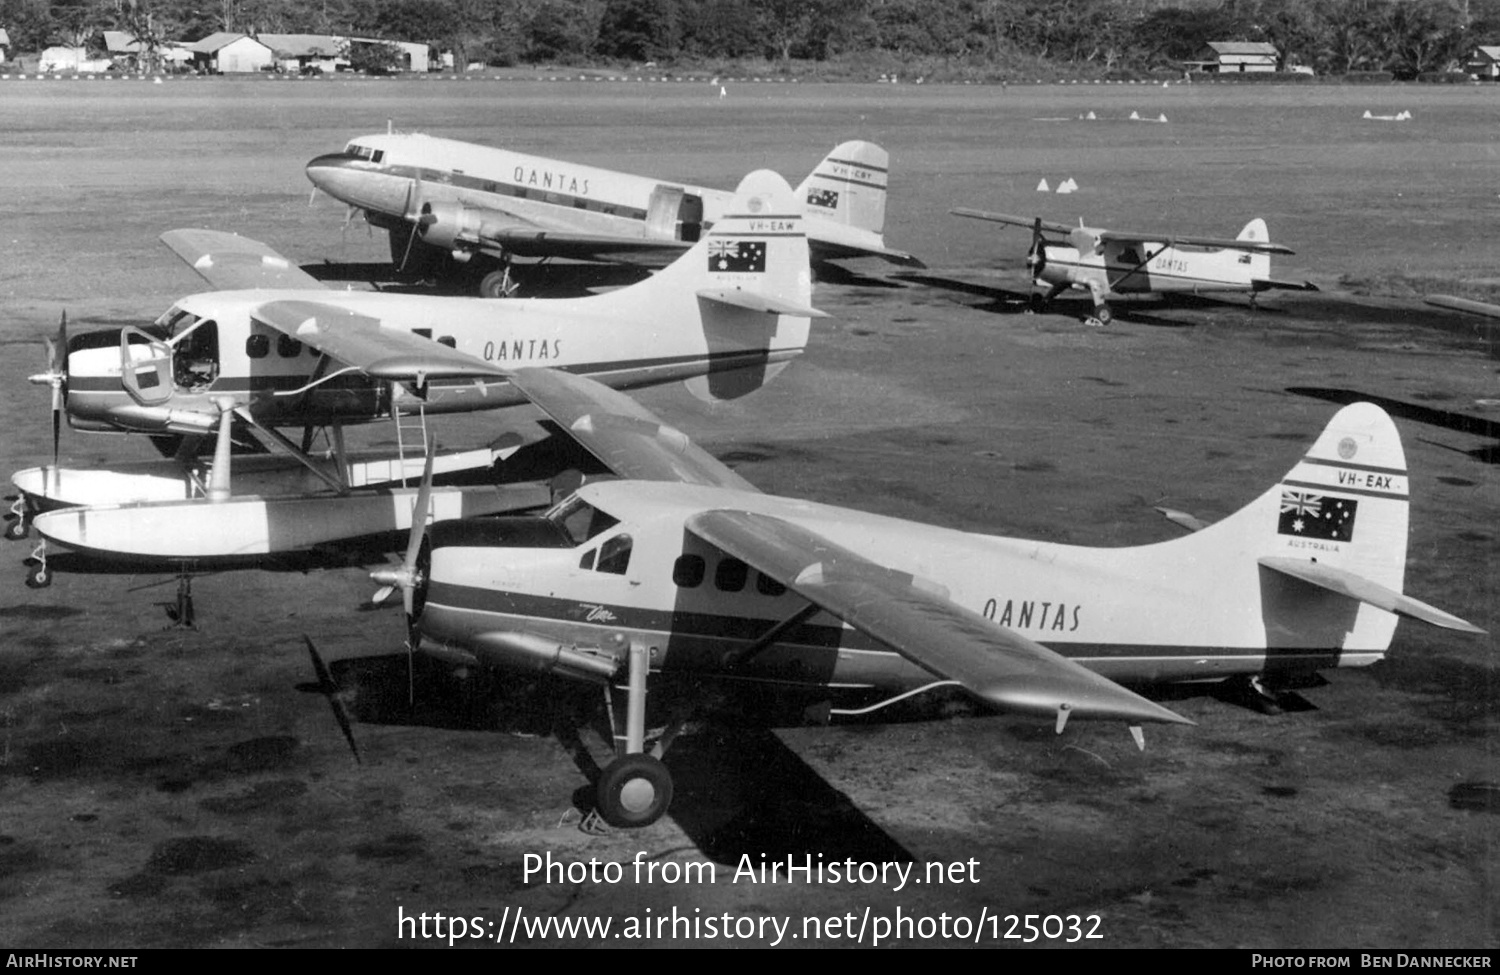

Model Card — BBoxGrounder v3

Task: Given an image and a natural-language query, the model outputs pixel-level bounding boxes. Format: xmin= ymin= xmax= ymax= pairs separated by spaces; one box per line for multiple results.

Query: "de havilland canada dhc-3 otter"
xmin=305 ymin=132 xmax=924 ymax=297
xmin=351 ymin=365 xmax=1481 ymax=829
xmin=952 ymin=208 xmax=1317 ymax=326
xmin=7 ymin=171 xmax=823 ymax=603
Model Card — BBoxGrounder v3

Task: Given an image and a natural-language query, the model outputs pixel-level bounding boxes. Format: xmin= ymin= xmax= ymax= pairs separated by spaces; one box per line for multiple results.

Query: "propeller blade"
xmin=304 ymin=636 xmax=361 ymax=764
xmin=401 ymin=442 xmax=437 ymax=616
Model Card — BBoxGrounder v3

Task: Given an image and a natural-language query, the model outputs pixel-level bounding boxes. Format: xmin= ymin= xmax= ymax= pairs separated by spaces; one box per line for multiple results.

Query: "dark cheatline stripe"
xmin=425 ymin=581 xmax=1343 ymax=663
xmin=825 ymin=156 xmax=888 ymax=174
xmin=1298 ymin=456 xmax=1405 ymax=476
xmin=811 ymin=173 xmax=886 ymax=191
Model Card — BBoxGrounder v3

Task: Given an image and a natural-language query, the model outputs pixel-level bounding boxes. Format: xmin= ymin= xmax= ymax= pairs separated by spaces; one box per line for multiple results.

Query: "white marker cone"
xmin=1037 ymin=178 xmax=1050 ymax=192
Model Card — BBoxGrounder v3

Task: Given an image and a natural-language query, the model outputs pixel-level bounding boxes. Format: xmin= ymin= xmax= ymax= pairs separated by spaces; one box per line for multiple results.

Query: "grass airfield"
xmin=0 ymin=77 xmax=1497 ymax=948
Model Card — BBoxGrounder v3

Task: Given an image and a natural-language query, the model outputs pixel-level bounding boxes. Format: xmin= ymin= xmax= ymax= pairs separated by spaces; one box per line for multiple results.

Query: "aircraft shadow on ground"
xmin=1287 ymin=387 xmax=1500 ymax=463
xmin=813 ymin=263 xmax=909 ymax=289
xmin=313 ymin=655 xmax=912 ymax=863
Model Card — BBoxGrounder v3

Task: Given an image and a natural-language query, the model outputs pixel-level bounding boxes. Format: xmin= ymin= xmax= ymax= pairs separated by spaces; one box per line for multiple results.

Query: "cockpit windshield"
xmin=344 ymin=143 xmax=385 ymax=164
xmin=545 ymin=495 xmax=620 ymax=546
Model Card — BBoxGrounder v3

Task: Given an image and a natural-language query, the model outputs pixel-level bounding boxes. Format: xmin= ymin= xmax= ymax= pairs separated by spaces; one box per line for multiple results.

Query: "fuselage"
xmin=62 ymin=285 xmax=807 ymax=436
xmin=415 ymin=475 xmax=1399 ymax=705
xmin=305 ymin=133 xmax=895 ymax=264
xmin=1039 ymin=238 xmax=1261 ymax=297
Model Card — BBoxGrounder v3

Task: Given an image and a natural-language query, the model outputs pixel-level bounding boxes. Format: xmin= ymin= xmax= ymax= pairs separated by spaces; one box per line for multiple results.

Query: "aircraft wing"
xmin=161 ymin=229 xmax=329 ymax=291
xmin=950 ymin=208 xmax=1075 ymax=236
xmin=476 ymin=223 xmax=694 ymax=261
xmin=686 ymin=508 xmax=1194 ymax=727
xmin=1097 ymin=229 xmax=1295 ymax=255
xmin=252 ymin=299 xmax=508 ymax=381
xmin=507 ymin=367 xmax=759 ymax=491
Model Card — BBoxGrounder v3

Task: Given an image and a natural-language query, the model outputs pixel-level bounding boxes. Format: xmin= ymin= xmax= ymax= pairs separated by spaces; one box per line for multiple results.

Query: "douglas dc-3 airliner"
xmin=306 ymin=133 xmax=924 ymax=296
xmin=952 ymin=209 xmax=1316 ymax=325
xmin=348 ymin=367 xmax=1481 ymax=828
xmin=8 ymin=171 xmax=822 ymax=601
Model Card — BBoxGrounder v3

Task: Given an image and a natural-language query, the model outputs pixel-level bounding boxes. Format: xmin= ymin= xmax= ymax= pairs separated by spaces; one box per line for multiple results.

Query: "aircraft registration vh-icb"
xmin=7 ymin=171 xmax=822 ymax=595
xmin=952 ymin=208 xmax=1317 ymax=325
xmin=305 ymin=132 xmax=924 ymax=296
xmin=352 ymin=366 xmax=1482 ymax=829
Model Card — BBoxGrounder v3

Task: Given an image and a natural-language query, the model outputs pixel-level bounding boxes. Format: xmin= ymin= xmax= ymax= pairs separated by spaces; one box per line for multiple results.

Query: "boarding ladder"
xmin=391 ymin=401 xmax=429 ymax=487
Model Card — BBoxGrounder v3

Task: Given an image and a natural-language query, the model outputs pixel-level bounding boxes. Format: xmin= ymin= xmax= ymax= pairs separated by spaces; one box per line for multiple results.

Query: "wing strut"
xmin=723 ymin=602 xmax=823 ymax=668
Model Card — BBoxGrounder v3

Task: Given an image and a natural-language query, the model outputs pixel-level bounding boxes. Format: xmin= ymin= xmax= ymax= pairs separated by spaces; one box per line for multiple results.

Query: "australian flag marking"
xmin=708 ymin=239 xmax=766 ymax=272
xmin=1278 ymin=489 xmax=1358 ymax=542
xmin=807 ymin=187 xmax=840 ymax=209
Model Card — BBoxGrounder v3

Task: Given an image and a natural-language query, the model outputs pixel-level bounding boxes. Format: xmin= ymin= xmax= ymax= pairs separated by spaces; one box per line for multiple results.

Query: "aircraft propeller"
xmin=1025 ymin=217 xmax=1048 ymax=278
xmin=368 ymin=441 xmax=436 ymax=704
xmin=28 ymin=312 xmax=70 ymax=468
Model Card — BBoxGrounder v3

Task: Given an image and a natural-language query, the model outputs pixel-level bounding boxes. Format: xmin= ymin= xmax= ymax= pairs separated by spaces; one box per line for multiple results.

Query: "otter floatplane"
xmin=8 ymin=171 xmax=823 ymax=610
xmin=349 ymin=366 xmax=1481 ymax=828
xmin=952 ymin=209 xmax=1316 ymax=325
xmin=306 ymin=133 xmax=924 ymax=297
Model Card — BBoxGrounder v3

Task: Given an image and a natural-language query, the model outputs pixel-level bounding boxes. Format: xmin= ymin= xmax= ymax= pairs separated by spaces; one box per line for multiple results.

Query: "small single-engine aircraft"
xmin=305 ymin=132 xmax=924 ymax=297
xmin=8 ymin=171 xmax=822 ymax=608
xmin=354 ymin=367 xmax=1480 ymax=828
xmin=951 ymin=209 xmax=1317 ymax=325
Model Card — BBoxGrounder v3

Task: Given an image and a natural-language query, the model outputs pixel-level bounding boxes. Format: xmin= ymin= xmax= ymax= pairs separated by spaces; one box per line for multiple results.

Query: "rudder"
xmin=796 ymin=141 xmax=889 ymax=236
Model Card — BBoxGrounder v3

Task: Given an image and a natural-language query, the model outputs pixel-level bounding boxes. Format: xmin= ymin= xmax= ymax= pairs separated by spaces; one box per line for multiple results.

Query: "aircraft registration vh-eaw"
xmin=339 ymin=366 xmax=1482 ymax=829
xmin=952 ymin=209 xmax=1317 ymax=325
xmin=305 ymin=132 xmax=924 ymax=297
xmin=6 ymin=171 xmax=822 ymax=602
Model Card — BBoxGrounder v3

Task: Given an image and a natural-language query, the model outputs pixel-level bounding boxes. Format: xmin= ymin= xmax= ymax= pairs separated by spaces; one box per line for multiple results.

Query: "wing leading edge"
xmin=161 ymin=229 xmax=329 ymax=291
xmin=508 ymin=367 xmax=758 ymax=491
xmin=252 ymin=300 xmax=508 ymax=382
xmin=685 ymin=508 xmax=1193 ymax=728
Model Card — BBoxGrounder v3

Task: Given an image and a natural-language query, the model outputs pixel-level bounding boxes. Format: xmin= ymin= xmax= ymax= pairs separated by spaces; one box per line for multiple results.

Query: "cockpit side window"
xmin=596 ymin=534 xmax=632 ymax=575
xmin=547 ymin=496 xmax=620 ymax=546
xmin=346 ymin=143 xmax=383 ymax=163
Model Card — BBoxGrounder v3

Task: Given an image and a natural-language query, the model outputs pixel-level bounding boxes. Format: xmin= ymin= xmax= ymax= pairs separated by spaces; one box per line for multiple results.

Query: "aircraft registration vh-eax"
xmin=341 ymin=367 xmax=1482 ymax=829
xmin=7 ymin=171 xmax=823 ymax=598
xmin=305 ymin=132 xmax=924 ymax=297
xmin=952 ymin=209 xmax=1317 ymax=325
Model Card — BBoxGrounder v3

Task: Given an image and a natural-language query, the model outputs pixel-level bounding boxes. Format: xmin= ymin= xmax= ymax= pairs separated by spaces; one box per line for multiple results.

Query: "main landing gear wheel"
xmin=1086 ymin=305 xmax=1112 ymax=328
xmin=25 ymin=562 xmax=51 ymax=588
xmin=595 ymin=753 xmax=673 ymax=828
xmin=478 ymin=266 xmax=518 ymax=299
xmin=1028 ymin=292 xmax=1046 ymax=314
xmin=4 ymin=519 xmax=27 ymax=541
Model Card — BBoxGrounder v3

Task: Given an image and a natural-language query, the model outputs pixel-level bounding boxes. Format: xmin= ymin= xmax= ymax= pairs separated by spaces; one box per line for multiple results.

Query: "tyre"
xmin=595 ymin=753 xmax=673 ymax=828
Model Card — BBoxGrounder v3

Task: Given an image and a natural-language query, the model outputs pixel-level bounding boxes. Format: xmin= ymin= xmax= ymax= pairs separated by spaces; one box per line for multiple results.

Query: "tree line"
xmin=5 ymin=0 xmax=1500 ymax=79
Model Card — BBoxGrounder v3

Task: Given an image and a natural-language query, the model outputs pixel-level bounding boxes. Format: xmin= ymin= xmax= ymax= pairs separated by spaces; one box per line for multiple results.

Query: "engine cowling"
xmin=416 ymin=200 xmax=486 ymax=256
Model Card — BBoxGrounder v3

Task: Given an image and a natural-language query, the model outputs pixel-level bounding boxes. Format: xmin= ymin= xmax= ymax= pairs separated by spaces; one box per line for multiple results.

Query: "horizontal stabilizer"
xmin=696 ymin=288 xmax=828 ymax=319
xmin=1252 ymin=277 xmax=1320 ymax=293
xmin=1154 ymin=506 xmax=1208 ymax=533
xmin=1259 ymin=557 xmax=1485 ymax=633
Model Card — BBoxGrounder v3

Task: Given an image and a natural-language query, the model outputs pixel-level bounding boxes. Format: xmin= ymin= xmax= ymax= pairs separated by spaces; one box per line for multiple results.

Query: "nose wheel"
xmin=586 ymin=642 xmax=678 ymax=829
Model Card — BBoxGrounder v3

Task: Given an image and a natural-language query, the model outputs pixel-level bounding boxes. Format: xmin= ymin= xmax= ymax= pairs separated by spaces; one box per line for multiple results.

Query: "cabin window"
xmin=579 ymin=549 xmax=596 ymax=570
xmin=673 ymin=554 xmax=706 ymax=588
xmin=245 ymin=334 xmax=270 ymax=358
xmin=756 ymin=572 xmax=786 ymax=597
xmin=412 ymin=328 xmax=432 ymax=339
xmin=438 ymin=336 xmax=456 ymax=348
xmin=1119 ymin=248 xmax=1141 ymax=265
xmin=715 ymin=558 xmax=748 ymax=592
xmin=596 ymin=534 xmax=632 ymax=575
xmin=276 ymin=335 xmax=302 ymax=358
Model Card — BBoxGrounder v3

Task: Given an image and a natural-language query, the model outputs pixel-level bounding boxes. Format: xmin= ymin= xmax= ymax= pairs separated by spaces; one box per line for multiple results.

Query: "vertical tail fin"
xmin=608 ymin=170 xmax=819 ymax=403
xmin=1237 ymin=218 xmax=1272 ymax=279
xmin=797 ymin=141 xmax=889 ymax=236
xmin=1185 ymin=403 xmax=1414 ymax=655
xmin=795 ymin=142 xmax=924 ymax=267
